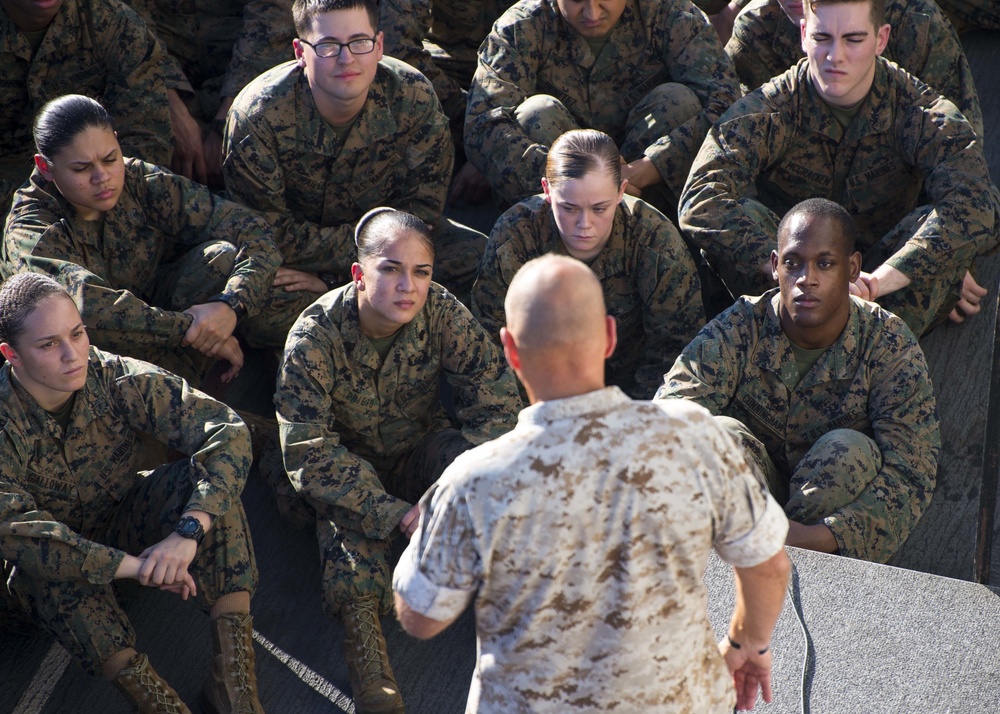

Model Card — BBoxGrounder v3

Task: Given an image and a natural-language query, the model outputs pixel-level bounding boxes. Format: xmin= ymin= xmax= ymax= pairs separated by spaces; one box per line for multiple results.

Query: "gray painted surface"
xmin=2 ymin=28 xmax=1000 ymax=714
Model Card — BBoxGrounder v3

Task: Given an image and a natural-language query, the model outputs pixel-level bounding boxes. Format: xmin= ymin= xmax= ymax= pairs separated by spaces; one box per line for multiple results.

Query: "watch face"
xmin=177 ymin=517 xmax=203 ymax=541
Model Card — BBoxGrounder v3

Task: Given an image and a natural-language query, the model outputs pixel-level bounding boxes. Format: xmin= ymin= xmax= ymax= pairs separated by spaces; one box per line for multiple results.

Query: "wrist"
xmin=727 ymin=634 xmax=769 ymax=655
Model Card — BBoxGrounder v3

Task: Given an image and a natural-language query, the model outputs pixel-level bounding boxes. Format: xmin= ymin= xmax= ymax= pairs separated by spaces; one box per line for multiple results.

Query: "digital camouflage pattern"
xmin=393 ymin=387 xmax=789 ymax=713
xmin=471 ymin=193 xmax=705 ymax=399
xmin=124 ymin=0 xmax=295 ymax=118
xmin=380 ymin=0 xmax=509 ymax=124
xmin=937 ymin=0 xmax=1000 ymax=33
xmin=224 ymin=58 xmax=484 ymax=310
xmin=276 ymin=282 xmax=521 ymax=615
xmin=680 ymin=58 xmax=1000 ymax=336
xmin=464 ymin=0 xmax=740 ymax=205
xmin=725 ymin=0 xmax=984 ymax=138
xmin=656 ymin=292 xmax=941 ymax=563
xmin=2 ymin=158 xmax=282 ymax=384
xmin=0 ymin=0 xmax=171 ymax=214
xmin=0 ymin=347 xmax=257 ymax=673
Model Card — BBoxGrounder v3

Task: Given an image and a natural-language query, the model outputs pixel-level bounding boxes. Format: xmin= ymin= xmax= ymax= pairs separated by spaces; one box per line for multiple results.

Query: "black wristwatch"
xmin=209 ymin=292 xmax=247 ymax=321
xmin=175 ymin=516 xmax=206 ymax=545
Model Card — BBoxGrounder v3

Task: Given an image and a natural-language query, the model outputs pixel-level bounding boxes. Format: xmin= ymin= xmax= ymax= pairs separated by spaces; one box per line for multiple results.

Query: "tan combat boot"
xmin=112 ymin=653 xmax=192 ymax=713
xmin=341 ymin=595 xmax=404 ymax=713
xmin=202 ymin=612 xmax=264 ymax=714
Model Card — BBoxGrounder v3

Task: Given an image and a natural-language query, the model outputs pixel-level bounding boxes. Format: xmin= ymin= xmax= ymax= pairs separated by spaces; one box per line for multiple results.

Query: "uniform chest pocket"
xmin=845 ymin=160 xmax=916 ymax=215
xmin=801 ymin=408 xmax=870 ymax=443
xmin=23 ymin=469 xmax=81 ymax=525
xmin=347 ymin=153 xmax=403 ymax=205
xmin=48 ymin=65 xmax=106 ymax=97
xmin=393 ymin=373 xmax=439 ymax=420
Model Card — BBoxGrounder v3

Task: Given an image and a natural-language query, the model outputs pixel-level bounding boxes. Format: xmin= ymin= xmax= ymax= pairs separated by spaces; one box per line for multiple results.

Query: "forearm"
xmin=394 ymin=592 xmax=455 ymax=639
xmin=0 ymin=519 xmax=125 ymax=584
xmin=729 ymin=549 xmax=791 ymax=647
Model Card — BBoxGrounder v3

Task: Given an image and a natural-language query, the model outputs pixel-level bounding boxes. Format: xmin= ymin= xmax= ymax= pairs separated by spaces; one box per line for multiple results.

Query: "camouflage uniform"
xmin=656 ymin=292 xmax=941 ymax=563
xmin=0 ymin=0 xmax=171 ymax=214
xmin=725 ymin=0 xmax=984 ymax=138
xmin=680 ymin=58 xmax=1000 ymax=336
xmin=464 ymin=0 xmax=741 ymax=205
xmin=471 ymin=193 xmax=705 ymax=398
xmin=224 ymin=58 xmax=486 ymax=343
xmin=380 ymin=0 xmax=509 ymax=126
xmin=275 ymin=282 xmax=521 ymax=617
xmin=0 ymin=347 xmax=258 ymax=674
xmin=124 ymin=0 xmax=295 ymax=120
xmin=2 ymin=158 xmax=282 ymax=386
xmin=393 ymin=388 xmax=788 ymax=712
xmin=937 ymin=0 xmax=1000 ymax=33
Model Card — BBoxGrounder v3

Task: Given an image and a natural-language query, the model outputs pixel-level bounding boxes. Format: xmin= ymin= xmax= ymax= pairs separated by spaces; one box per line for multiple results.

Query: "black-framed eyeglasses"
xmin=299 ymin=37 xmax=377 ymax=58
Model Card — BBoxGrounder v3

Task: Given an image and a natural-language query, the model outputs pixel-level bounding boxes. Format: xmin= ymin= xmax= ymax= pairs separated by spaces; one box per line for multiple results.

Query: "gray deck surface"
xmin=3 ymin=29 xmax=1000 ymax=714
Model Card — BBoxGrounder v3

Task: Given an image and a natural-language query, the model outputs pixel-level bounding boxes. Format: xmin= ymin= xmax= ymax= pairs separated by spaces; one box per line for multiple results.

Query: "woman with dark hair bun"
xmin=472 ymin=128 xmax=706 ymax=399
xmin=272 ymin=207 xmax=521 ymax=712
xmin=2 ymin=94 xmax=282 ymax=388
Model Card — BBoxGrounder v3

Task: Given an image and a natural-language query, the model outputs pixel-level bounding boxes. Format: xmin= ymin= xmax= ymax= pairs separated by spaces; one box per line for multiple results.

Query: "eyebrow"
xmin=382 ymin=258 xmax=433 ymax=269
xmin=316 ymin=31 xmax=375 ymax=42
xmin=32 ymin=322 xmax=85 ymax=343
xmin=68 ymin=150 xmax=116 ymax=167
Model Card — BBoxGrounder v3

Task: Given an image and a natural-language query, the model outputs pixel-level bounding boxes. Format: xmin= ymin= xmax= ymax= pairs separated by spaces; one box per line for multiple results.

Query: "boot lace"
xmin=351 ymin=597 xmax=388 ymax=684
xmin=129 ymin=662 xmax=185 ymax=713
xmin=224 ymin=613 xmax=257 ymax=708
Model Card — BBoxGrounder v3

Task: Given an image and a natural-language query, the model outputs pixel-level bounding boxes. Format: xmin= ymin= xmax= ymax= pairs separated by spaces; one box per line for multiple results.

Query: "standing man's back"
xmin=394 ymin=254 xmax=790 ymax=713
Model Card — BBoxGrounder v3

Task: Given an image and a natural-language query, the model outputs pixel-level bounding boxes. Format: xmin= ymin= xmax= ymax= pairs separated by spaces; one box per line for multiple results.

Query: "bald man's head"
xmin=505 ymin=254 xmax=608 ymax=353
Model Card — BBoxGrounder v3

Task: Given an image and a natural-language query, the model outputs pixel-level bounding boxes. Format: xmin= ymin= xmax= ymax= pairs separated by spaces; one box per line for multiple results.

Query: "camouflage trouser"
xmin=863 ymin=206 xmax=972 ymax=337
xmin=938 ymin=0 xmax=1000 ymax=32
xmin=716 ymin=416 xmax=883 ymax=560
xmin=313 ymin=429 xmax=472 ymax=618
xmin=118 ymin=239 xmax=237 ymax=387
xmin=4 ymin=459 xmax=258 ymax=676
xmin=514 ymin=83 xmax=702 ymax=208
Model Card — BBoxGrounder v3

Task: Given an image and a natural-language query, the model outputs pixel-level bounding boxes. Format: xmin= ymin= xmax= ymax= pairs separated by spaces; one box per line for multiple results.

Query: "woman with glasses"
xmin=273 ymin=207 xmax=520 ymax=712
xmin=2 ymin=94 xmax=281 ymax=388
xmin=472 ymin=129 xmax=706 ymax=399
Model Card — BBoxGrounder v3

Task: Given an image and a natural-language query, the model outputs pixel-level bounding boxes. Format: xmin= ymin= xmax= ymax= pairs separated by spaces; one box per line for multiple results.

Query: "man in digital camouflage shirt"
xmin=658 ymin=198 xmax=940 ymax=564
xmin=725 ymin=0 xmax=983 ymax=138
xmin=681 ymin=0 xmax=1000 ymax=336
xmin=463 ymin=0 xmax=741 ymax=209
xmin=223 ymin=0 xmax=486 ymax=348
xmin=394 ymin=254 xmax=790 ymax=713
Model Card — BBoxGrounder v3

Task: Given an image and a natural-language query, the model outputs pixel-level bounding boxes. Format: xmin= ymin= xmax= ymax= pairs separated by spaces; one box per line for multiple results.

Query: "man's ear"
xmin=500 ymin=327 xmax=521 ymax=372
xmin=875 ymin=23 xmax=890 ymax=56
xmin=771 ymin=250 xmax=780 ymax=282
xmin=848 ymin=251 xmax=862 ymax=283
xmin=603 ymin=315 xmax=617 ymax=360
xmin=293 ymin=38 xmax=306 ymax=66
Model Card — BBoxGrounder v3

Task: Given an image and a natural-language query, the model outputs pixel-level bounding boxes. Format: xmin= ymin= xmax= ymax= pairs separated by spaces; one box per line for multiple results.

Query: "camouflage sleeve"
xmin=884 ymin=98 xmax=1000 ymax=281
xmin=725 ymin=4 xmax=789 ymax=90
xmin=2 ymin=191 xmax=193 ymax=352
xmin=470 ymin=207 xmax=526 ymax=347
xmin=438 ymin=295 xmax=522 ymax=444
xmin=223 ymin=103 xmax=355 ymax=275
xmin=892 ymin=1 xmax=983 ymax=139
xmin=630 ymin=205 xmax=705 ymax=396
xmin=822 ymin=319 xmax=940 ymax=562
xmin=643 ymin=2 xmax=741 ymax=194
xmin=464 ymin=19 xmax=549 ymax=205
xmin=141 ymin=165 xmax=281 ymax=318
xmin=221 ymin=0 xmax=296 ymax=100
xmin=276 ymin=323 xmax=411 ymax=540
xmin=0 ymin=467 xmax=127 ymax=584
xmin=390 ymin=74 xmax=454 ymax=226
xmin=654 ymin=303 xmax=747 ymax=414
xmin=121 ymin=0 xmax=193 ymax=93
xmin=392 ymin=476 xmax=480 ymax=621
xmin=96 ymin=1 xmax=173 ymax=167
xmin=109 ymin=351 xmax=252 ymax=517
xmin=679 ymin=97 xmax=787 ymax=275
xmin=381 ymin=0 xmax=466 ymax=120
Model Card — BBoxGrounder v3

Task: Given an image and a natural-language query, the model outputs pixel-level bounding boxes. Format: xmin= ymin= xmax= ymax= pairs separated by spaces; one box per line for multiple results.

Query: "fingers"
xmin=400 ymin=505 xmax=420 ymax=539
xmin=622 ymin=183 xmax=642 ymax=198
